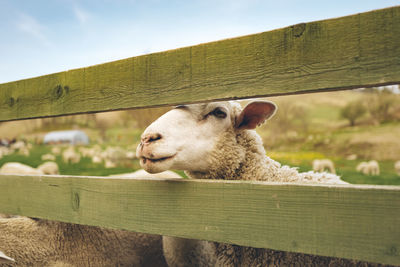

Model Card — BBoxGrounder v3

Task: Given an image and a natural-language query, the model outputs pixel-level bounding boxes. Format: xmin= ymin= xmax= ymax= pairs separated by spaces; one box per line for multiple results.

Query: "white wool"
xmin=37 ymin=161 xmax=59 ymax=175
xmin=0 ymin=162 xmax=43 ymax=175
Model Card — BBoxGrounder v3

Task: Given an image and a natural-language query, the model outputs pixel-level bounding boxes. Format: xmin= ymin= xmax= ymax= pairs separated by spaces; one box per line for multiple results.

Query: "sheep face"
xmin=136 ymin=101 xmax=276 ymax=174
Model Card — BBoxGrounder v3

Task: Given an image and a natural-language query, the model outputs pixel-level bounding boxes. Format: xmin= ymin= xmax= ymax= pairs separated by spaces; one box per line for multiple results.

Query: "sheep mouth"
xmin=141 ymin=155 xmax=175 ymax=164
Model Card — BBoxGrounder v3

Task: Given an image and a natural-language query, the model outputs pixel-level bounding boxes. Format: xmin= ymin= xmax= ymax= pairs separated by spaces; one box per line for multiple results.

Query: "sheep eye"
xmin=211 ymin=108 xmax=227 ymax=119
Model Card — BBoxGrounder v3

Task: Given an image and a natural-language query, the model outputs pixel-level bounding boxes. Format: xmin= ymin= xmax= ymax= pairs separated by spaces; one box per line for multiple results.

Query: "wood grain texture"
xmin=1 ymin=6 xmax=400 ymax=121
xmin=0 ymin=174 xmax=399 ymax=265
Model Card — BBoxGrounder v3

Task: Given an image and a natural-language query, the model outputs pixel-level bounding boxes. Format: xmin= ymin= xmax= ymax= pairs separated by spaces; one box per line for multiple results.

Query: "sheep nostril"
xmin=142 ymin=133 xmax=162 ymax=144
xmin=149 ymin=133 xmax=162 ymax=142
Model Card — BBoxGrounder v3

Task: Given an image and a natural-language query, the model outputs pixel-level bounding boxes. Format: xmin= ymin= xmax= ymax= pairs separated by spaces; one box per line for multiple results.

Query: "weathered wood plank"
xmin=1 ymin=6 xmax=400 ymax=121
xmin=0 ymin=174 xmax=399 ymax=265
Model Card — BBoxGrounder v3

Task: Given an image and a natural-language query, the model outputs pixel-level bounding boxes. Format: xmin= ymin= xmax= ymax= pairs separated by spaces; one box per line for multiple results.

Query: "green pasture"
xmin=269 ymin=151 xmax=400 ymax=185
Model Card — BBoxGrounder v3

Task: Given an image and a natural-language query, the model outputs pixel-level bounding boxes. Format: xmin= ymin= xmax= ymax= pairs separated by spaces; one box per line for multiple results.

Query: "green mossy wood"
xmin=0 ymin=175 xmax=399 ymax=265
xmin=0 ymin=6 xmax=400 ymax=121
xmin=0 ymin=6 xmax=400 ymax=266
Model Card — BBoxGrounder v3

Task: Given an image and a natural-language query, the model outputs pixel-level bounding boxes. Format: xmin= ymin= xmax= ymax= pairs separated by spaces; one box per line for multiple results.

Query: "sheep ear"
xmin=235 ymin=101 xmax=277 ymax=130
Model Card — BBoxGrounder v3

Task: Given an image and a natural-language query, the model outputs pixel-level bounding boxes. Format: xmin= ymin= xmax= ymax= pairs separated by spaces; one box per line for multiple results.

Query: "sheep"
xmin=0 ymin=162 xmax=59 ymax=176
xmin=0 ymin=217 xmax=167 ymax=266
xmin=41 ymin=153 xmax=56 ymax=161
xmin=62 ymin=147 xmax=81 ymax=164
xmin=10 ymin=141 xmax=26 ymax=151
xmin=0 ymin=162 xmax=43 ymax=175
xmin=92 ymin=155 xmax=103 ymax=164
xmin=356 ymin=160 xmax=380 ymax=176
xmin=346 ymin=154 xmax=357 ymax=160
xmin=37 ymin=161 xmax=59 ymax=175
xmin=394 ymin=161 xmax=400 ymax=176
xmin=312 ymin=159 xmax=336 ymax=174
xmin=78 ymin=147 xmax=93 ymax=157
xmin=0 ymin=167 xmax=168 ymax=266
xmin=104 ymin=159 xmax=117 ymax=168
xmin=136 ymin=100 xmax=382 ymax=267
xmin=51 ymin=146 xmax=61 ymax=155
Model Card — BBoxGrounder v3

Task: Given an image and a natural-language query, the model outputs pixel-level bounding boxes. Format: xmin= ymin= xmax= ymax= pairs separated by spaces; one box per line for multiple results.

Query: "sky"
xmin=0 ymin=0 xmax=399 ymax=83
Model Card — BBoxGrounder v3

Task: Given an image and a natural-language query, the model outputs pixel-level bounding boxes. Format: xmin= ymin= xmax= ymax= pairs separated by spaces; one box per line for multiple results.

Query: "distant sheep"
xmin=0 ymin=162 xmax=59 ymax=175
xmin=37 ymin=161 xmax=59 ymax=175
xmin=104 ymin=159 xmax=117 ymax=168
xmin=62 ymin=147 xmax=81 ymax=164
xmin=346 ymin=154 xmax=357 ymax=160
xmin=51 ymin=146 xmax=61 ymax=155
xmin=41 ymin=153 xmax=56 ymax=161
xmin=0 ymin=162 xmax=43 ymax=175
xmin=394 ymin=161 xmax=400 ymax=176
xmin=92 ymin=155 xmax=103 ymax=164
xmin=312 ymin=159 xmax=336 ymax=174
xmin=10 ymin=141 xmax=26 ymax=151
xmin=356 ymin=160 xmax=380 ymax=176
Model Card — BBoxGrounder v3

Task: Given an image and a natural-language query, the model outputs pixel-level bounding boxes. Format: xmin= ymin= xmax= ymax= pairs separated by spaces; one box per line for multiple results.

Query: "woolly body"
xmin=312 ymin=159 xmax=336 ymax=174
xmin=0 ymin=217 xmax=167 ymax=267
xmin=0 ymin=162 xmax=43 ymax=175
xmin=356 ymin=160 xmax=380 ymax=176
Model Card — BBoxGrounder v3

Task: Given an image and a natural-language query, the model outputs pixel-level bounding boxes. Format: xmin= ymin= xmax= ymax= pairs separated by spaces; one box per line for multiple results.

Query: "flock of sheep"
xmin=0 ymin=142 xmax=138 ymax=177
xmin=0 ymin=100 xmax=398 ymax=266
xmin=313 ymin=158 xmax=400 ymax=176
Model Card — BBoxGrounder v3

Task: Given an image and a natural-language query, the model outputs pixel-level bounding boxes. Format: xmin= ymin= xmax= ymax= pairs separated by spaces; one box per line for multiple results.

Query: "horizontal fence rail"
xmin=0 ymin=175 xmax=399 ymax=265
xmin=0 ymin=6 xmax=399 ymax=121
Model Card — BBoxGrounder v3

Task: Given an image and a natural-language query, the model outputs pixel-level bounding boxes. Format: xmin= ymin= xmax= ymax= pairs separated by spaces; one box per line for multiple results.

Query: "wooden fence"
xmin=1 ymin=6 xmax=399 ymax=266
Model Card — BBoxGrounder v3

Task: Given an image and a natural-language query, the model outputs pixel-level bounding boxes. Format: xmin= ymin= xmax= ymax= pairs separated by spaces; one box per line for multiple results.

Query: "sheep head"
xmin=136 ymin=101 xmax=276 ymax=174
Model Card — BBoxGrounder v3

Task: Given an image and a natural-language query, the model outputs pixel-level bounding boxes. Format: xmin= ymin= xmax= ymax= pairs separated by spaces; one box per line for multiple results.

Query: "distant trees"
xmin=340 ymin=101 xmax=366 ymax=126
xmin=365 ymin=88 xmax=395 ymax=124
xmin=340 ymin=86 xmax=399 ymax=127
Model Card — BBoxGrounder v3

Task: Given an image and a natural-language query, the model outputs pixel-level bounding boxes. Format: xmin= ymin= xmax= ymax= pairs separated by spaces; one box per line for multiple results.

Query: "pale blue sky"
xmin=0 ymin=0 xmax=398 ymax=83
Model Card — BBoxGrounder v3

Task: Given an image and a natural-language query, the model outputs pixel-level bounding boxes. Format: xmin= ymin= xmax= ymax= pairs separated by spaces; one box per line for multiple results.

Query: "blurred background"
xmin=0 ymin=1 xmax=399 ymax=184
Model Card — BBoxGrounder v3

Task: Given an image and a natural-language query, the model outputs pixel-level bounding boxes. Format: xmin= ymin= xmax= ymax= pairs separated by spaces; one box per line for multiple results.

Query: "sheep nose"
xmin=141 ymin=133 xmax=162 ymax=145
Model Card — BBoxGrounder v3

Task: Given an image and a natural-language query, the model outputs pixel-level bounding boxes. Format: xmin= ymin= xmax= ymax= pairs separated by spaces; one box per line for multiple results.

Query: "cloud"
xmin=16 ymin=13 xmax=52 ymax=47
xmin=73 ymin=5 xmax=91 ymax=25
